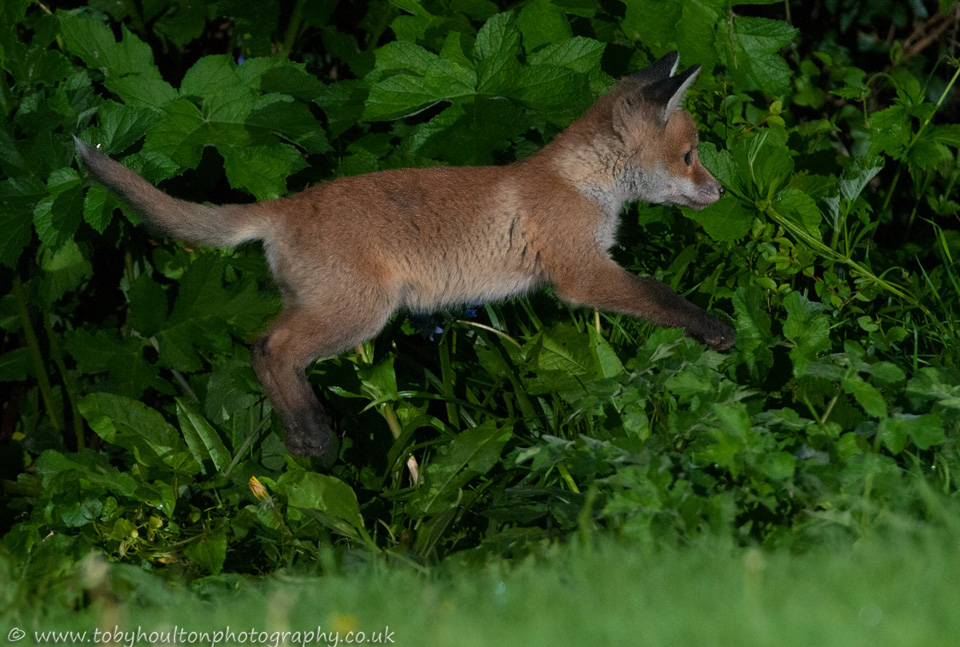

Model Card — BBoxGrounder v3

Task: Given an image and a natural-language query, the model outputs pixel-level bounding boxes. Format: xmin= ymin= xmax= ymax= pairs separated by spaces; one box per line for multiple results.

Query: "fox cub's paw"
xmin=698 ymin=319 xmax=736 ymax=352
xmin=286 ymin=430 xmax=341 ymax=471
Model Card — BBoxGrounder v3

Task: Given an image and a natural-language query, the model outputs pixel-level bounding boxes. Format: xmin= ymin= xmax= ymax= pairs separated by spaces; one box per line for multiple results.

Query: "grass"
xmin=5 ymin=528 xmax=959 ymax=646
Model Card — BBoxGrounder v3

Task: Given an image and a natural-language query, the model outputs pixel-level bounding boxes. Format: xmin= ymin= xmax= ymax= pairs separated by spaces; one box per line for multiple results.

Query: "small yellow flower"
xmin=249 ymin=476 xmax=269 ymax=500
xmin=328 ymin=612 xmax=358 ymax=634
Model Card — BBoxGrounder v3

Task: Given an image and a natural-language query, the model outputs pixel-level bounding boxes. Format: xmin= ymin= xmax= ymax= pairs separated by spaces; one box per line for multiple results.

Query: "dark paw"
xmin=702 ymin=321 xmax=736 ymax=352
xmin=285 ymin=426 xmax=341 ymax=470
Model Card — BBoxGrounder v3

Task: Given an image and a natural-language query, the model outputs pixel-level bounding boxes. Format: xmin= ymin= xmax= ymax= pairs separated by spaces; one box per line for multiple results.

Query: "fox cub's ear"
xmin=630 ymin=51 xmax=680 ymax=85
xmin=642 ymin=64 xmax=701 ymax=124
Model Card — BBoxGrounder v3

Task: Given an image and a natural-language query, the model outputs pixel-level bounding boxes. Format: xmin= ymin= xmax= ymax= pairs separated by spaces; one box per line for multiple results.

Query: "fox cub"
xmin=77 ymin=51 xmax=735 ymax=468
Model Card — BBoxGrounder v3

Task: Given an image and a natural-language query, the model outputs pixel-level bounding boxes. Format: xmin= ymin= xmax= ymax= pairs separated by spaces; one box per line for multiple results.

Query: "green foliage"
xmin=2 ymin=0 xmax=960 ymax=600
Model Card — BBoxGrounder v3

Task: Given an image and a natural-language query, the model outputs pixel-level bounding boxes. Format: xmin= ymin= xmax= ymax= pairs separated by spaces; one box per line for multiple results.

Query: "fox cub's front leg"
xmin=555 ymin=258 xmax=735 ymax=351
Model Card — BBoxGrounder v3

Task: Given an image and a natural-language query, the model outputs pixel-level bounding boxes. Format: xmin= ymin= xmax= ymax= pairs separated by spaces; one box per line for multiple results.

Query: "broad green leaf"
xmin=82 ymin=184 xmax=113 ymax=233
xmin=126 ymin=271 xmax=168 ymax=337
xmin=839 ymin=156 xmax=884 ymax=203
xmin=0 ymin=347 xmax=32 ymax=381
xmin=278 ymin=469 xmax=366 ymax=538
xmin=721 ymin=16 xmax=798 ymax=97
xmin=842 ymin=374 xmax=887 ymax=418
xmin=78 ymin=392 xmax=200 ymax=474
xmin=775 ymin=188 xmax=822 ymax=237
xmin=517 ymin=0 xmax=573 ymax=53
xmin=33 ymin=168 xmax=84 ymax=248
xmin=35 ymin=449 xmax=137 ymax=498
xmin=528 ymin=37 xmax=605 ymax=75
xmin=683 ymin=195 xmax=753 ymax=242
xmin=732 ymin=284 xmax=774 ymax=377
xmin=222 ymin=143 xmax=307 ymax=200
xmin=474 ymin=12 xmax=522 ymax=94
xmin=247 ymin=96 xmax=331 ymax=154
xmin=183 ymin=526 xmax=228 ymax=575
xmin=92 ymin=101 xmax=162 ymax=154
xmin=60 ymin=16 xmax=163 ymax=81
xmin=64 ymin=328 xmax=157 ymax=398
xmin=869 ymin=105 xmax=909 ymax=158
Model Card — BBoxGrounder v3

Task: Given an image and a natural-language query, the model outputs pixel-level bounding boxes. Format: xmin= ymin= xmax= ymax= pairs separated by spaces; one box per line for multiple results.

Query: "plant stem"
xmin=12 ymin=277 xmax=61 ymax=432
xmin=43 ymin=312 xmax=84 ymax=449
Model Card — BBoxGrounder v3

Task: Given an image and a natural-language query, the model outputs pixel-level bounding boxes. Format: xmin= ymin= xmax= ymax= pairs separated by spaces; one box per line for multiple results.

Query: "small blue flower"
xmin=408 ymin=313 xmax=445 ymax=341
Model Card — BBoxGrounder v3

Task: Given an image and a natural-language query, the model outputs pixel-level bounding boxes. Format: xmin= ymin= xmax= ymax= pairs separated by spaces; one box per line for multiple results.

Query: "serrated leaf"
xmin=36 ymin=239 xmax=93 ymax=306
xmin=783 ymin=292 xmax=831 ymax=376
xmin=82 ymin=184 xmax=113 ymax=233
xmin=529 ymin=37 xmax=605 ymax=75
xmin=517 ymin=0 xmax=573 ymax=53
xmin=869 ymin=105 xmax=909 ymax=158
xmin=732 ymin=284 xmax=774 ymax=378
xmin=93 ymin=101 xmax=162 ymax=154
xmin=842 ymin=374 xmax=887 ymax=418
xmin=247 ymin=96 xmax=331 ymax=154
xmin=65 ymin=328 xmax=157 ymax=398
xmin=723 ymin=16 xmax=798 ymax=97
xmin=474 ymin=12 xmax=522 ymax=93
xmin=222 ymin=143 xmax=307 ymax=200
xmin=60 ymin=15 xmax=162 ymax=81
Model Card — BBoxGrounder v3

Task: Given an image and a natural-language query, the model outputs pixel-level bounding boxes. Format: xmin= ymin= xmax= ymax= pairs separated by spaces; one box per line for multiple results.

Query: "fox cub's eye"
xmin=683 ymin=150 xmax=692 ymax=165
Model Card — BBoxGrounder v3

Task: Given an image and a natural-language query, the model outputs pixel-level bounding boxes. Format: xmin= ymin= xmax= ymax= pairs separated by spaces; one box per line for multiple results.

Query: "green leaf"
xmin=517 ymin=0 xmax=573 ymax=53
xmin=589 ymin=326 xmax=625 ymax=379
xmin=64 ymin=328 xmax=157 ymax=397
xmin=732 ymin=284 xmax=773 ymax=377
xmin=78 ymin=392 xmax=200 ymax=474
xmin=869 ymin=106 xmax=909 ymax=158
xmin=783 ymin=292 xmax=831 ymax=377
xmin=183 ymin=526 xmax=228 ymax=575
xmin=222 ymin=143 xmax=307 ymax=200
xmin=278 ymin=469 xmax=366 ymax=539
xmin=412 ymin=420 xmax=513 ymax=516
xmin=876 ymin=414 xmax=945 ymax=454
xmin=775 ymin=188 xmax=822 ymax=237
xmin=721 ymin=16 xmax=798 ymax=97
xmin=0 ymin=347 xmax=33 ymax=381
xmin=126 ymin=272 xmax=168 ymax=337
xmin=34 ymin=168 xmax=84 ymax=248
xmin=842 ymin=374 xmax=887 ymax=418
xmin=93 ymin=100 xmax=162 ymax=154
xmin=474 ymin=12 xmax=522 ymax=94
xmin=60 ymin=15 xmax=163 ymax=81
xmin=683 ymin=196 xmax=753 ymax=242
xmin=82 ymin=184 xmax=113 ymax=233
xmin=36 ymin=239 xmax=93 ymax=306
xmin=176 ymin=398 xmax=233 ymax=473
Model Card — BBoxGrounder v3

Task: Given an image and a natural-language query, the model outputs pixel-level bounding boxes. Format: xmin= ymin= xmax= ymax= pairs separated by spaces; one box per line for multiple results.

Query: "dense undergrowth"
xmin=2 ymin=0 xmax=960 ymax=597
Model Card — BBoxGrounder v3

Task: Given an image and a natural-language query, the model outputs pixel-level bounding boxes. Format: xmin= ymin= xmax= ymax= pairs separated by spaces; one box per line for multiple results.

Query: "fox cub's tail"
xmin=75 ymin=137 xmax=266 ymax=248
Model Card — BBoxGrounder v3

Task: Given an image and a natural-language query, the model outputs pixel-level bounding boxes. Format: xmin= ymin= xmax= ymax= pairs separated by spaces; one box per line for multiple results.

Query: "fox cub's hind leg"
xmin=251 ymin=303 xmax=393 ymax=468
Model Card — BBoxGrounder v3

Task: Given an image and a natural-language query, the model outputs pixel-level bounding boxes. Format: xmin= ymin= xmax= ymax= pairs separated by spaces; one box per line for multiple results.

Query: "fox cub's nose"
xmin=717 ymin=185 xmax=725 ymax=197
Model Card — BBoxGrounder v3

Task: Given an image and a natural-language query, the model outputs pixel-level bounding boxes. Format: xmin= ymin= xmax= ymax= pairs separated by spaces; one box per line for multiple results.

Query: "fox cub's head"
xmin=604 ymin=52 xmax=724 ymax=210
